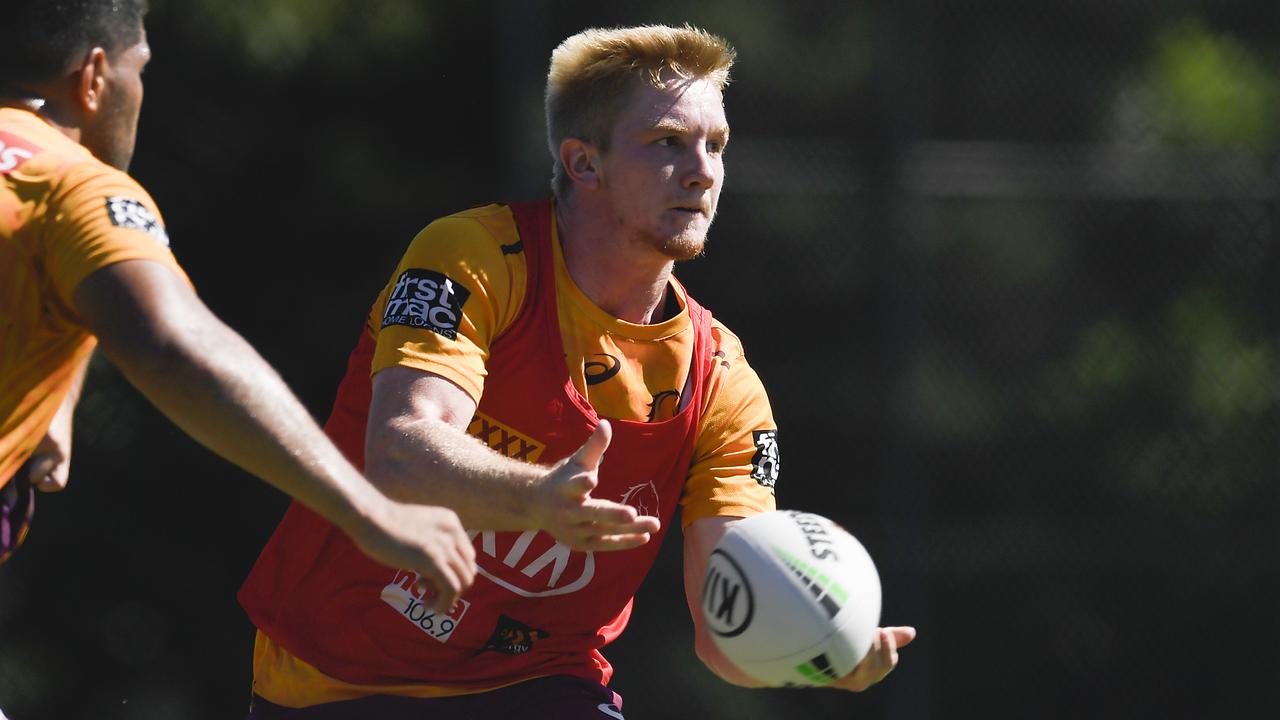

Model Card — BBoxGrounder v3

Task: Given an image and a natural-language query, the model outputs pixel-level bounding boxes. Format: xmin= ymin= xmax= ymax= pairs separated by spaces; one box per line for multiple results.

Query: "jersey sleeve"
xmin=43 ymin=163 xmax=185 ymax=309
xmin=681 ymin=321 xmax=779 ymax=527
xmin=369 ymin=210 xmax=524 ymax=403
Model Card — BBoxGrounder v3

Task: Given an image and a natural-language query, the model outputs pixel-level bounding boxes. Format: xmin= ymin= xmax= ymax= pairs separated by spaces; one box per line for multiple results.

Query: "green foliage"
xmin=643 ymin=0 xmax=874 ymax=102
xmin=157 ymin=0 xmax=432 ymax=74
xmin=1113 ymin=19 xmax=1280 ymax=148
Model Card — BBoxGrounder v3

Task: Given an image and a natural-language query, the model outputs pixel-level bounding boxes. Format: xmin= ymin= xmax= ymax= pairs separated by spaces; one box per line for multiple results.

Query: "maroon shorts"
xmin=246 ymin=675 xmax=625 ymax=720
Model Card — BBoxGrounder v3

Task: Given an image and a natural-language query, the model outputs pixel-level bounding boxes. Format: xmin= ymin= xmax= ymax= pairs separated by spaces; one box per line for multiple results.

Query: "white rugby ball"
xmin=701 ymin=510 xmax=881 ymax=687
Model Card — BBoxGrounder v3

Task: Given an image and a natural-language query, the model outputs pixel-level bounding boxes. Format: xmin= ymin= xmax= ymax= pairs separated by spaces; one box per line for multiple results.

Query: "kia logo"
xmin=470 ymin=529 xmax=596 ymax=597
xmin=703 ymin=549 xmax=754 ymax=637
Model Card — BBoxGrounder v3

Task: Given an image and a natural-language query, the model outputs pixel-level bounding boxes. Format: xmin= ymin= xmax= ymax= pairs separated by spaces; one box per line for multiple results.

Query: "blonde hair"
xmin=545 ymin=24 xmax=736 ymax=199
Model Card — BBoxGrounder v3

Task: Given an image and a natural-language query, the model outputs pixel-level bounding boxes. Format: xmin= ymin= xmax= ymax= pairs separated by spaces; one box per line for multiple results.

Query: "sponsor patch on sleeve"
xmin=105 ymin=196 xmax=169 ymax=247
xmin=750 ymin=429 xmax=780 ymax=490
xmin=381 ymin=268 xmax=472 ymax=340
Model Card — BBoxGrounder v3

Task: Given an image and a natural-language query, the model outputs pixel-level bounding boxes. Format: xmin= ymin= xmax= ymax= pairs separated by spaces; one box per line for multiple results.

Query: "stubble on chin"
xmin=660 ymin=212 xmax=714 ymax=261
xmin=659 ymin=232 xmax=707 ymax=261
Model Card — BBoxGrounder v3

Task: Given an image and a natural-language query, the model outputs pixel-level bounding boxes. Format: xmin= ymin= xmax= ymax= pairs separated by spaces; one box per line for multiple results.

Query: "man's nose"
xmin=682 ymin=144 xmax=717 ymax=189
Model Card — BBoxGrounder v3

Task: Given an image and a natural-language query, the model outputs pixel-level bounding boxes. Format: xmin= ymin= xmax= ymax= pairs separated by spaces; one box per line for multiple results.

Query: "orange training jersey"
xmin=0 ymin=108 xmax=186 ymax=486
xmin=252 ymin=202 xmax=779 ymax=705
xmin=369 ymin=203 xmax=778 ymax=522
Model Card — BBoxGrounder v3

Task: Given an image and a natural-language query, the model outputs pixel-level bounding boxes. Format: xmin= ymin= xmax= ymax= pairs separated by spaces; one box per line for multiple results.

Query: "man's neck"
xmin=555 ymin=198 xmax=676 ymax=325
xmin=0 ymin=95 xmax=80 ymax=145
xmin=0 ymin=97 xmax=46 ymax=113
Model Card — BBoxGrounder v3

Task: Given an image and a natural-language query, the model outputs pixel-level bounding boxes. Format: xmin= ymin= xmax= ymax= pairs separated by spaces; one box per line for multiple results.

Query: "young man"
xmin=0 ymin=1 xmax=475 ymax=606
xmin=239 ymin=24 xmax=915 ymax=718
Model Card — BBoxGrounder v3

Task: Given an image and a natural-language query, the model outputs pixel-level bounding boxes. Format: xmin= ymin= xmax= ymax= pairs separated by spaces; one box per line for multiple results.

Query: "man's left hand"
xmin=28 ymin=392 xmax=76 ymax=493
xmin=831 ymin=626 xmax=917 ymax=692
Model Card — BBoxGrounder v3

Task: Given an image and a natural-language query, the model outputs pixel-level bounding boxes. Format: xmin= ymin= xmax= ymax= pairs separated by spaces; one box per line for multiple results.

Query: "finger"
xmin=570 ymin=420 xmax=612 ymax=471
xmin=456 ymin=530 xmax=477 ymax=566
xmin=453 ymin=537 xmax=477 ymax=587
xmin=26 ymin=454 xmax=56 ymax=483
xmin=30 ymin=459 xmax=69 ymax=493
xmin=570 ymin=532 xmax=653 ymax=552
xmin=888 ymin=626 xmax=917 ymax=649
xmin=557 ymin=472 xmax=600 ymax=498
xmin=422 ymin=565 xmax=463 ymax=613
xmin=411 ymin=576 xmax=455 ymax=614
xmin=881 ymin=628 xmax=899 ymax=667
xmin=577 ymin=500 xmax=640 ymax=525
xmin=571 ymin=512 xmax=660 ymax=537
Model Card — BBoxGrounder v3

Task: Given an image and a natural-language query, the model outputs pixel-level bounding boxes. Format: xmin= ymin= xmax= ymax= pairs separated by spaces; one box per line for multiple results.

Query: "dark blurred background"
xmin=3 ymin=0 xmax=1279 ymax=717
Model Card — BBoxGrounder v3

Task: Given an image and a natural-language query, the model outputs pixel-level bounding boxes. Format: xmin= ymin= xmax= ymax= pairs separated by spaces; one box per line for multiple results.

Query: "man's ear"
xmin=76 ymin=47 xmax=110 ymax=112
xmin=559 ymin=138 xmax=603 ymax=191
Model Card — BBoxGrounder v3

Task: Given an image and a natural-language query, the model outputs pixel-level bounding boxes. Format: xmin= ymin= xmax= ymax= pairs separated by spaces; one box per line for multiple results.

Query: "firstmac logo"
xmin=381 ymin=268 xmax=471 ymax=339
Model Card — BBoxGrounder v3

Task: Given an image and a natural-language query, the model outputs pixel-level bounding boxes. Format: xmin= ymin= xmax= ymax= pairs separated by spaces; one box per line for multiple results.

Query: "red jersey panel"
xmin=239 ymin=200 xmax=714 ymax=690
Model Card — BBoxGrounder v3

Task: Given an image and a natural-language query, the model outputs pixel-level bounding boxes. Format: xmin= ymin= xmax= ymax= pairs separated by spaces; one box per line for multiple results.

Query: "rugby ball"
xmin=701 ymin=510 xmax=881 ymax=687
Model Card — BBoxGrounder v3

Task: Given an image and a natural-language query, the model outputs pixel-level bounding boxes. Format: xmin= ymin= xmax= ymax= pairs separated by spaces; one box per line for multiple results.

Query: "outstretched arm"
xmin=365 ymin=365 xmax=660 ymax=551
xmin=684 ymin=516 xmax=769 ymax=687
xmin=73 ymin=258 xmax=476 ymax=610
xmin=683 ymin=516 xmax=916 ymax=690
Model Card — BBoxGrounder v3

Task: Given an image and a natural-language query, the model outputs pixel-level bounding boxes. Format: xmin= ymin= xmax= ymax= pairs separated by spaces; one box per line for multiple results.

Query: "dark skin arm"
xmin=72 ymin=259 xmax=476 ymax=609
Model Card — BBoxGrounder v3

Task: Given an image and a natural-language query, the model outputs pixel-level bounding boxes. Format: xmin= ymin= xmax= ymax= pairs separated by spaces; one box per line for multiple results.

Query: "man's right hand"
xmin=346 ymin=500 xmax=476 ymax=612
xmin=531 ymin=420 xmax=662 ymax=552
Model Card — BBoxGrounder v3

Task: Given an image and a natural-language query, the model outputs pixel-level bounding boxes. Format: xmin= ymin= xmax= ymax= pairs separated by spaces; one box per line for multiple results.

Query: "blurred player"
xmin=0 ymin=1 xmax=474 ymax=603
xmin=239 ymin=24 xmax=914 ymax=718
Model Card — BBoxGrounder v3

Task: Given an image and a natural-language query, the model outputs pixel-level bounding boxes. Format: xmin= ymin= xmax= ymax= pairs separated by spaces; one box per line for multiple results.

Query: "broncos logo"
xmin=646 ymin=389 xmax=680 ymax=422
xmin=619 ymin=481 xmax=660 ymax=517
xmin=482 ymin=614 xmax=549 ymax=655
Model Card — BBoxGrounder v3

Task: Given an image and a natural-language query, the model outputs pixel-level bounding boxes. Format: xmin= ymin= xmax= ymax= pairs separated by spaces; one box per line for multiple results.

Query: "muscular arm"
xmin=73 ymin=259 xmax=475 ymax=609
xmin=684 ymin=516 xmax=769 ymax=687
xmin=684 ymin=515 xmax=917 ymax=691
xmin=365 ymin=365 xmax=660 ymax=551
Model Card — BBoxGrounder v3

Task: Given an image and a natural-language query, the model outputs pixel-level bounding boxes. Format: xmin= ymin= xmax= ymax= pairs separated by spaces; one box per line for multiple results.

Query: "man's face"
xmin=82 ymin=25 xmax=150 ymax=171
xmin=596 ymin=77 xmax=729 ymax=261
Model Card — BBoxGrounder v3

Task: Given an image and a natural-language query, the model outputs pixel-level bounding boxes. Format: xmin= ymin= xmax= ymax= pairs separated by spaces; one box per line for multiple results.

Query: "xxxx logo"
xmin=467 ymin=412 xmax=544 ymax=462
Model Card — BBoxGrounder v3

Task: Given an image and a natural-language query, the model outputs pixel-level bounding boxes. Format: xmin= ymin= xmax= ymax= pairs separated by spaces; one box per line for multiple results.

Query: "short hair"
xmin=545 ymin=24 xmax=736 ymax=200
xmin=0 ymin=0 xmax=147 ymax=90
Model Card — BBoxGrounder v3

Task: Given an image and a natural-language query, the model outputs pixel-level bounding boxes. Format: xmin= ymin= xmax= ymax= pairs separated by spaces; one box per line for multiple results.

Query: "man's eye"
xmin=656 ymin=137 xmax=678 ymax=147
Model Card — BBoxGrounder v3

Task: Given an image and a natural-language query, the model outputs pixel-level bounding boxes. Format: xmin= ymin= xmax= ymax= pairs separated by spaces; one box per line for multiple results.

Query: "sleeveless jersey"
xmin=239 ymin=200 xmax=715 ymax=690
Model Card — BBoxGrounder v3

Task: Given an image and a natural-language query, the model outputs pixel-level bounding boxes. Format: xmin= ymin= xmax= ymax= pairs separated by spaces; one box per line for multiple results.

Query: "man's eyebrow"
xmin=650 ymin=118 xmax=691 ymax=134
xmin=649 ymin=119 xmax=731 ymax=137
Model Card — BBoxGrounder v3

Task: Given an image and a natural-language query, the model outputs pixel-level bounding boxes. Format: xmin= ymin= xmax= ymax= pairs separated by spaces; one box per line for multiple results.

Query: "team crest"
xmin=750 ymin=430 xmax=780 ymax=490
xmin=482 ymin=614 xmax=549 ymax=655
xmin=105 ymin=197 xmax=169 ymax=247
xmin=619 ymin=480 xmax=660 ymax=517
